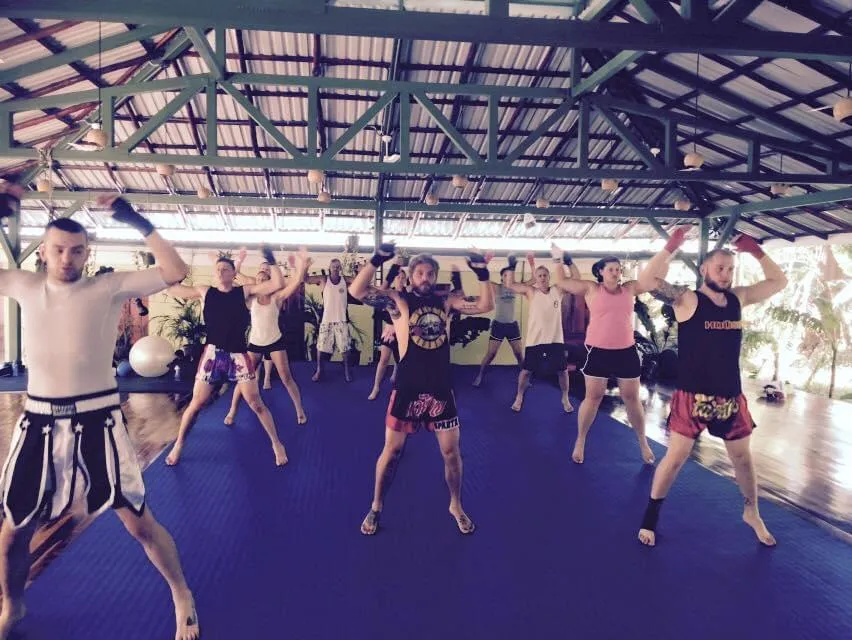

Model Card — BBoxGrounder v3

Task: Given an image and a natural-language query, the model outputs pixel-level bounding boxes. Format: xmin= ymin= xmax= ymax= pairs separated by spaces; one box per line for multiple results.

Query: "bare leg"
xmin=240 ymin=381 xmax=288 ymax=465
xmin=224 ymin=384 xmax=241 ymax=426
xmin=361 ymin=428 xmax=408 ymax=535
xmin=270 ymin=350 xmax=306 ymax=424
xmin=343 ymin=350 xmax=352 ymax=383
xmin=435 ymin=428 xmax=474 ymax=534
xmin=509 ymin=340 xmax=524 ymax=368
xmin=473 ymin=339 xmax=501 ymax=387
xmin=166 ymin=380 xmax=217 ymax=465
xmin=638 ymin=432 xmax=695 ymax=546
xmin=312 ymin=351 xmax=327 ymax=382
xmin=511 ymin=369 xmax=532 ymax=412
xmin=369 ymin=346 xmax=393 ymax=400
xmin=572 ymin=376 xmax=607 ymax=463
xmin=114 ymin=508 xmax=199 ymax=640
xmin=557 ymin=369 xmax=573 ymax=413
xmin=262 ymin=358 xmax=273 ymax=390
xmin=725 ymin=437 xmax=776 ymax=546
xmin=619 ymin=378 xmax=654 ymax=464
xmin=0 ymin=519 xmax=37 ymax=639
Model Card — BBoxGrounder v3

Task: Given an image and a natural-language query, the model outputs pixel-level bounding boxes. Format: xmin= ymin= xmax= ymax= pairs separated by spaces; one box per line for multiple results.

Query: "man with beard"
xmin=0 ymin=187 xmax=198 ymax=640
xmin=349 ymin=246 xmax=493 ymax=536
xmin=635 ymin=231 xmax=787 ymax=548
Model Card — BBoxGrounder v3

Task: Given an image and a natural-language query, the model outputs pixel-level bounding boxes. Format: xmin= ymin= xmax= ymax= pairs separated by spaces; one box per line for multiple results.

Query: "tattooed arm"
xmin=647 ymin=278 xmax=697 ymax=321
xmin=360 ymin=286 xmax=403 ymax=319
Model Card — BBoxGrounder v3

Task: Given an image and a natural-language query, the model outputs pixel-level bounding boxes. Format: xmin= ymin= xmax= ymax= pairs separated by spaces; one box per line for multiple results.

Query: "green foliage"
xmin=153 ymin=296 xmax=207 ymax=356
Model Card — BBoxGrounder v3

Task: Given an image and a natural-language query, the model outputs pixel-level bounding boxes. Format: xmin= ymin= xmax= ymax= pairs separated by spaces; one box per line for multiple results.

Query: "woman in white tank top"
xmin=502 ymin=262 xmax=575 ymax=414
xmin=225 ymin=252 xmax=312 ymax=425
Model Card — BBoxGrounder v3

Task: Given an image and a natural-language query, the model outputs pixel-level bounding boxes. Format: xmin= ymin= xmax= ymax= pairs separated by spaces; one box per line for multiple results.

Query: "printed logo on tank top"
xmin=409 ymin=306 xmax=448 ymax=350
xmin=704 ymin=320 xmax=742 ymax=330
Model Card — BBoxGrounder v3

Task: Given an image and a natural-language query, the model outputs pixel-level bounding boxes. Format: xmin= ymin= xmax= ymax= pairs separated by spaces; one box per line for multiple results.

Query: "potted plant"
xmin=634 ymin=297 xmax=678 ymax=383
xmin=153 ymin=296 xmax=207 ymax=366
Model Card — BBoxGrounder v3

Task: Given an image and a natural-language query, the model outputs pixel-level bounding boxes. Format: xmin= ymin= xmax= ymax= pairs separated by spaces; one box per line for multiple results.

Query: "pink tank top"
xmin=585 ymin=284 xmax=635 ymax=349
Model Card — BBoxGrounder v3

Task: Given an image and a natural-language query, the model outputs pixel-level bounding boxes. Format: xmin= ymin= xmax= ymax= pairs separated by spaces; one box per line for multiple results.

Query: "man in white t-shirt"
xmin=306 ymin=257 xmax=354 ymax=382
xmin=0 ymin=185 xmax=199 ymax=640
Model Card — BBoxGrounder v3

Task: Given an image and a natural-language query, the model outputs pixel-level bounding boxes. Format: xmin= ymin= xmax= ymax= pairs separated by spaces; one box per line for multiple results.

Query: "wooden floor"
xmin=0 ymin=364 xmax=849 ymax=586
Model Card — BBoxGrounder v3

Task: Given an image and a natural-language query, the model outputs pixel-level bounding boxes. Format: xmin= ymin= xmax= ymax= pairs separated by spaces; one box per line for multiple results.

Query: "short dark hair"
xmin=591 ymin=256 xmax=620 ymax=282
xmin=216 ymin=257 xmax=235 ymax=269
xmin=45 ymin=217 xmax=88 ymax=243
xmin=408 ymin=253 xmax=439 ymax=274
xmin=701 ymin=248 xmax=735 ymax=265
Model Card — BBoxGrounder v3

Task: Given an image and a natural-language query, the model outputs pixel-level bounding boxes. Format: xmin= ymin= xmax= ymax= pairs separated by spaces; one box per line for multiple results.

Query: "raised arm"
xmin=166 ymin=284 xmax=207 ymax=300
xmin=272 ymin=249 xmax=312 ymax=303
xmin=97 ymin=195 xmax=188 ymax=285
xmin=550 ymin=244 xmax=594 ymax=296
xmin=244 ymin=246 xmax=284 ymax=297
xmin=349 ymin=242 xmax=402 ymax=317
xmin=636 ymin=226 xmax=688 ymax=293
xmin=448 ymin=251 xmax=494 ymax=315
xmin=730 ymin=235 xmax=788 ymax=306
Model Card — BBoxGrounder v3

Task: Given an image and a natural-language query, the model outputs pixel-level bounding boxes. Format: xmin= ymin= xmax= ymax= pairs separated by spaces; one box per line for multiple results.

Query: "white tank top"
xmin=525 ymin=286 xmax=564 ymax=346
xmin=322 ymin=275 xmax=348 ymax=324
xmin=249 ymin=298 xmax=282 ymax=346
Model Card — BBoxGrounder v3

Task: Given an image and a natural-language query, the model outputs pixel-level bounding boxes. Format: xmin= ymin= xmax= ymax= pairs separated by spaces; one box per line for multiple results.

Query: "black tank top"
xmin=394 ymin=291 xmax=452 ymax=392
xmin=677 ymin=291 xmax=743 ymax=397
xmin=203 ymin=287 xmax=250 ymax=353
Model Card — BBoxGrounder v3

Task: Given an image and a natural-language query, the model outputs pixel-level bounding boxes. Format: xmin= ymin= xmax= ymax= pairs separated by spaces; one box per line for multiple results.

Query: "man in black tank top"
xmin=634 ymin=230 xmax=788 ymax=548
xmin=349 ymin=244 xmax=494 ymax=536
xmin=163 ymin=248 xmax=291 ymax=467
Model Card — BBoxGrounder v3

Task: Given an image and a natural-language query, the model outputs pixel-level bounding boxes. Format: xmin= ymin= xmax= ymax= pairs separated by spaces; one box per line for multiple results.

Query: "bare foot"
xmin=0 ymin=600 xmax=26 ymax=640
xmin=223 ymin=413 xmax=235 ymax=426
xmin=511 ymin=396 xmax=523 ymax=412
xmin=743 ymin=507 xmax=777 ymax=546
xmin=449 ymin=507 xmax=475 ymax=534
xmin=562 ymin=397 xmax=574 ymax=413
xmin=472 ymin=376 xmax=482 ymax=388
xmin=367 ymin=388 xmax=379 ymax=400
xmin=311 ymin=371 xmax=320 ymax=382
xmin=571 ymin=438 xmax=585 ymax=464
xmin=174 ymin=591 xmax=199 ymax=640
xmin=273 ymin=442 xmax=288 ymax=466
xmin=639 ymin=440 xmax=656 ymax=465
xmin=345 ymin=374 xmax=352 ymax=383
xmin=638 ymin=528 xmax=656 ymax=546
xmin=263 ymin=381 xmax=272 ymax=390
xmin=361 ymin=509 xmax=380 ymax=535
xmin=165 ymin=442 xmax=183 ymax=466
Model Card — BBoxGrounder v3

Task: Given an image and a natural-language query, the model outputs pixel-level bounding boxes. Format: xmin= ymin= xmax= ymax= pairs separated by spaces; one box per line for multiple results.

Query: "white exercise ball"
xmin=129 ymin=336 xmax=175 ymax=378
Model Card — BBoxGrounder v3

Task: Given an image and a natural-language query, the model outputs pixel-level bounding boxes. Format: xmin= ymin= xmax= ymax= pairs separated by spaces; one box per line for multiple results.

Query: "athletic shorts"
xmin=248 ymin=336 xmax=287 ymax=360
xmin=317 ymin=321 xmax=350 ymax=354
xmin=196 ymin=344 xmax=256 ymax=385
xmin=386 ymin=388 xmax=460 ymax=433
xmin=0 ymin=389 xmax=145 ymax=529
xmin=523 ymin=343 xmax=567 ymax=376
xmin=667 ymin=390 xmax=755 ymax=441
xmin=490 ymin=320 xmax=521 ymax=342
xmin=581 ymin=345 xmax=641 ymax=379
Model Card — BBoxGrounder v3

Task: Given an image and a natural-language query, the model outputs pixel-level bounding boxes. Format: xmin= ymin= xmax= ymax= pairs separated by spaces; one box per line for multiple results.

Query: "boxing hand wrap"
xmin=0 ymin=193 xmax=20 ymax=220
xmin=733 ymin=234 xmax=765 ymax=259
xmin=260 ymin=245 xmax=276 ymax=266
xmin=110 ymin=197 xmax=155 ymax=237
xmin=664 ymin=227 xmax=688 ymax=254
xmin=506 ymin=254 xmax=518 ymax=272
xmin=450 ymin=268 xmax=463 ymax=292
xmin=466 ymin=251 xmax=490 ymax=282
xmin=385 ymin=263 xmax=401 ymax=285
xmin=370 ymin=242 xmax=396 ymax=267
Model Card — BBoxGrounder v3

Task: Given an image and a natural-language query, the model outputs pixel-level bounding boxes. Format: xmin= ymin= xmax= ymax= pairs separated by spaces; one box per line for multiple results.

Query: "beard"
xmin=704 ymin=275 xmax=731 ymax=292
xmin=413 ymin=282 xmax=433 ymax=296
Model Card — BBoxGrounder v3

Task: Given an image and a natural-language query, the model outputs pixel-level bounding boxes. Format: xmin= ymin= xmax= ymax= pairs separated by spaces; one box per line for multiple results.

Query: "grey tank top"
xmin=493 ymin=284 xmax=516 ymax=324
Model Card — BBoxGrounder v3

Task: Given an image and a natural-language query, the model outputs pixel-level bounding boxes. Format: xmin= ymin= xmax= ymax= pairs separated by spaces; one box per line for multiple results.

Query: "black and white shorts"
xmin=490 ymin=320 xmax=521 ymax=342
xmin=0 ymin=389 xmax=145 ymax=529
xmin=581 ymin=345 xmax=641 ymax=380
xmin=523 ymin=343 xmax=567 ymax=376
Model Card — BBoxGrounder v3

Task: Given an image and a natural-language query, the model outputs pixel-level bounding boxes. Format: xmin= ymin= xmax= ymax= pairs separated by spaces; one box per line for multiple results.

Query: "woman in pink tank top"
xmin=551 ymin=247 xmax=655 ymax=466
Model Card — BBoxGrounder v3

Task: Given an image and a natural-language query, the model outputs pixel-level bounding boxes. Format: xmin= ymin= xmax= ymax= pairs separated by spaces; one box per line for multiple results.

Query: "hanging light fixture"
xmin=601 ymin=178 xmax=619 ymax=192
xmin=834 ymin=64 xmax=852 ymax=124
xmin=424 ymin=193 xmax=439 ymax=206
xmin=684 ymin=54 xmax=706 ymax=170
xmin=451 ymin=175 xmax=469 ymax=189
xmin=197 ymin=186 xmax=212 ymax=199
xmin=771 ymin=154 xmax=790 ymax=196
xmin=86 ymin=22 xmax=107 ymax=150
xmin=307 ymin=169 xmax=324 ymax=184
xmin=535 ymin=198 xmax=550 ymax=209
xmin=317 ymin=190 xmax=332 ymax=204
xmin=155 ymin=163 xmax=175 ymax=177
xmin=674 ymin=198 xmax=692 ymax=211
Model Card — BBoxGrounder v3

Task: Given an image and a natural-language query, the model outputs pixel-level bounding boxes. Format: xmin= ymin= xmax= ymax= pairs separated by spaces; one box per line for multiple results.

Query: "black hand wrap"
xmin=450 ymin=270 xmax=463 ymax=292
xmin=466 ymin=251 xmax=490 ymax=282
xmin=370 ymin=242 xmax=396 ymax=267
xmin=0 ymin=193 xmax=20 ymax=220
xmin=110 ymin=197 xmax=155 ymax=237
xmin=260 ymin=245 xmax=276 ymax=266
xmin=562 ymin=254 xmax=573 ymax=267
xmin=321 ymin=269 xmax=327 ymax=277
xmin=384 ymin=263 xmax=401 ymax=285
xmin=506 ymin=254 xmax=518 ymax=271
